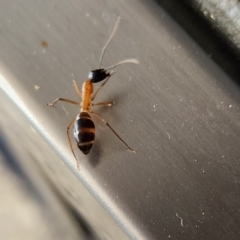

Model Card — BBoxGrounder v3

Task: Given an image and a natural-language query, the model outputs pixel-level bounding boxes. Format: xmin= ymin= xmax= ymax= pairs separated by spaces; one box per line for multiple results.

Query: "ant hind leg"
xmin=66 ymin=118 xmax=80 ymax=169
xmin=90 ymin=111 xmax=135 ymax=153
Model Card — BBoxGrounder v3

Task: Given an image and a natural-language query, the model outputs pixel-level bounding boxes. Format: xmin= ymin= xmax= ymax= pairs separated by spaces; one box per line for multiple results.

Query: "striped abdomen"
xmin=73 ymin=112 xmax=95 ymax=155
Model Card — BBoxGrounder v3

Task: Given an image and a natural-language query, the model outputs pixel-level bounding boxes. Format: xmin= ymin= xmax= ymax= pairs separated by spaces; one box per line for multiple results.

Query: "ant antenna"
xmin=105 ymin=58 xmax=139 ymax=71
xmin=99 ymin=16 xmax=121 ymax=69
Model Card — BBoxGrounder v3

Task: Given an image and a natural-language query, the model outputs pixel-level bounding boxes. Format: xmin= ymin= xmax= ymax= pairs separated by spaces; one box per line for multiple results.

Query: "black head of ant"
xmin=87 ymin=16 xmax=138 ymax=84
xmin=88 ymin=69 xmax=110 ymax=83
xmin=88 ymin=57 xmax=139 ymax=84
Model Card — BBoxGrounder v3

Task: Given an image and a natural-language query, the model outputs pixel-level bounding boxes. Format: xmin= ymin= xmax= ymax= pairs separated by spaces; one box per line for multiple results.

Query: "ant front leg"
xmin=73 ymin=80 xmax=82 ymax=98
xmin=91 ymin=72 xmax=116 ymax=101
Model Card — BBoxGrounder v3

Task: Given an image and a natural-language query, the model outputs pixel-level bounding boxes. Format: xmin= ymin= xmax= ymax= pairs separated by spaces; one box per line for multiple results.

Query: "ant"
xmin=47 ymin=17 xmax=138 ymax=168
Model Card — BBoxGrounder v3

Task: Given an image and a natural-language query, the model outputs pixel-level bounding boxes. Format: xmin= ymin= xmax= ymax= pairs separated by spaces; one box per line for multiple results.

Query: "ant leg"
xmin=90 ymin=111 xmax=136 ymax=153
xmin=91 ymin=72 xmax=116 ymax=101
xmin=66 ymin=118 xmax=79 ymax=169
xmin=46 ymin=98 xmax=80 ymax=107
xmin=73 ymin=80 xmax=82 ymax=98
xmin=91 ymin=101 xmax=114 ymax=107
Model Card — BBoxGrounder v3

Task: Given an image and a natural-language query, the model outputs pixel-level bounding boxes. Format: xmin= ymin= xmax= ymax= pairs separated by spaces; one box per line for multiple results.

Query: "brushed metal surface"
xmin=195 ymin=0 xmax=240 ymax=48
xmin=0 ymin=90 xmax=128 ymax=240
xmin=1 ymin=0 xmax=240 ymax=239
xmin=0 ymin=91 xmax=85 ymax=240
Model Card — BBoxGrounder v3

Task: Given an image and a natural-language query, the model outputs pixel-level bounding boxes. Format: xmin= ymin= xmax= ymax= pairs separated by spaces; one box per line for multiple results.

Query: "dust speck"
xmin=41 ymin=40 xmax=48 ymax=48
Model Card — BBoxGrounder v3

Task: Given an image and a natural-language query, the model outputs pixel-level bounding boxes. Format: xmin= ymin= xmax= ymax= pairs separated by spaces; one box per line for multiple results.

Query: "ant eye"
xmin=88 ymin=71 xmax=93 ymax=79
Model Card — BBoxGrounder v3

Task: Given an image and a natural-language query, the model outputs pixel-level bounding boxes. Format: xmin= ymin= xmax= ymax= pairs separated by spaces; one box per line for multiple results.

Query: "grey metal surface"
xmin=0 ymin=90 xmax=128 ymax=240
xmin=0 ymin=91 xmax=85 ymax=240
xmin=195 ymin=0 xmax=240 ymax=49
xmin=1 ymin=0 xmax=240 ymax=239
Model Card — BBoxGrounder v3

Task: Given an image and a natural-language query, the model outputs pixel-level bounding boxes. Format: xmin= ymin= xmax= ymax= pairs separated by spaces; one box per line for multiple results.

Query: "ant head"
xmin=88 ymin=69 xmax=110 ymax=83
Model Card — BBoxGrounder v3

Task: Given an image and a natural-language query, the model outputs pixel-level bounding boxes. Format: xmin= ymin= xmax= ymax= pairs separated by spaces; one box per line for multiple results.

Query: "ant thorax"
xmin=81 ymin=80 xmax=93 ymax=111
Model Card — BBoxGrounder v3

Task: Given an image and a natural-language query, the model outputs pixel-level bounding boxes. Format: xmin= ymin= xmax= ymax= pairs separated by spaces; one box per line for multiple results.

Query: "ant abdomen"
xmin=88 ymin=69 xmax=110 ymax=83
xmin=73 ymin=112 xmax=95 ymax=155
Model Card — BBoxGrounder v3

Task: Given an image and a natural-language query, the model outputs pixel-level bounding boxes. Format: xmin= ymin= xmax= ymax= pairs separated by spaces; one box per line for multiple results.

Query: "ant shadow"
xmin=88 ymin=140 xmax=101 ymax=167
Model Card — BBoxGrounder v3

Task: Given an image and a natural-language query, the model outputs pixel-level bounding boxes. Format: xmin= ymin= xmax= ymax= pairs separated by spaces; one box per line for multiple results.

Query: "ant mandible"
xmin=47 ymin=17 xmax=138 ymax=168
